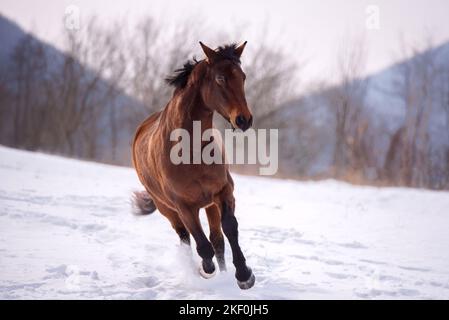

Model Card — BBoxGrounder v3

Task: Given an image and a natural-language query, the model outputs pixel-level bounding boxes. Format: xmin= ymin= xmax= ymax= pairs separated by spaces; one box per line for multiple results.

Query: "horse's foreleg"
xmin=205 ymin=204 xmax=226 ymax=271
xmin=178 ymin=205 xmax=216 ymax=278
xmin=215 ymin=184 xmax=255 ymax=289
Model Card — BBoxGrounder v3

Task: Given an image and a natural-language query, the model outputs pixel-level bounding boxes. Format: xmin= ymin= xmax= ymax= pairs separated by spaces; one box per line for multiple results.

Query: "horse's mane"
xmin=165 ymin=43 xmax=241 ymax=89
xmin=165 ymin=59 xmax=199 ymax=89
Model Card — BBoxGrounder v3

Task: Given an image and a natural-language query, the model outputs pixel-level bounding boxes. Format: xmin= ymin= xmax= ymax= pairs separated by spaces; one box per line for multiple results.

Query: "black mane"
xmin=214 ymin=43 xmax=241 ymax=64
xmin=165 ymin=43 xmax=241 ymax=89
xmin=165 ymin=59 xmax=199 ymax=89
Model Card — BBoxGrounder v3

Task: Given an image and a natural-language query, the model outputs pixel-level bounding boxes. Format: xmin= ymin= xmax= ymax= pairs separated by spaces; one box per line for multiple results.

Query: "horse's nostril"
xmin=236 ymin=115 xmax=245 ymax=127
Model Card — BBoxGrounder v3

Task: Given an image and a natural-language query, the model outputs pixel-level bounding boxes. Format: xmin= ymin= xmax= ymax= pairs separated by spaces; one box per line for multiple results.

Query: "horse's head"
xmin=199 ymin=42 xmax=253 ymax=131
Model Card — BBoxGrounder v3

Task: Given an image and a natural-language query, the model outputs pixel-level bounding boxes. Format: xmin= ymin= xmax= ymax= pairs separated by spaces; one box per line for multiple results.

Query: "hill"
xmin=266 ymin=41 xmax=449 ymax=187
xmin=1 ymin=146 xmax=448 ymax=299
xmin=0 ymin=14 xmax=145 ymax=165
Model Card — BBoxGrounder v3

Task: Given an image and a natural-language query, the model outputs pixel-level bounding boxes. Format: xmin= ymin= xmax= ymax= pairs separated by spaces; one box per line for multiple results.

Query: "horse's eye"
xmin=215 ymin=75 xmax=225 ymax=85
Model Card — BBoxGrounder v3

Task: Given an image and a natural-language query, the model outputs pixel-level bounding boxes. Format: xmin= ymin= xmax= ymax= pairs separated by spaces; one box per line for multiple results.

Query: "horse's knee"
xmin=176 ymin=227 xmax=190 ymax=245
xmin=221 ymin=202 xmax=238 ymax=237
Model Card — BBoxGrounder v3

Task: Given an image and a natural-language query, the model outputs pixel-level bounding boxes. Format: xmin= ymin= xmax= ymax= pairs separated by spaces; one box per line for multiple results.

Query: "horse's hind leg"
xmin=178 ymin=205 xmax=216 ymax=278
xmin=155 ymin=201 xmax=190 ymax=246
xmin=205 ymin=204 xmax=226 ymax=271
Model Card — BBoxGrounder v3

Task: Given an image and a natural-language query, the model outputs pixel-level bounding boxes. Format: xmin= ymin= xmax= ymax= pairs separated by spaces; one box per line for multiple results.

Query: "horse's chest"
xmin=168 ymin=164 xmax=228 ymax=205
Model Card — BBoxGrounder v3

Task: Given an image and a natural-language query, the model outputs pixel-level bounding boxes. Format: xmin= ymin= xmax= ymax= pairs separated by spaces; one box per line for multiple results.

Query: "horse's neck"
xmin=165 ymin=85 xmax=213 ymax=133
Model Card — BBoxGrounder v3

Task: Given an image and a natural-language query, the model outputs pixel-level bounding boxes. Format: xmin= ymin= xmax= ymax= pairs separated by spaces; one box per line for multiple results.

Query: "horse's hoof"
xmin=237 ymin=270 xmax=255 ymax=290
xmin=199 ymin=262 xmax=216 ymax=279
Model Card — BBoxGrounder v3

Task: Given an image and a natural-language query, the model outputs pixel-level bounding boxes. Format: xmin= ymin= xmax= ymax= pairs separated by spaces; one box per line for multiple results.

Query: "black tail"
xmin=132 ymin=191 xmax=157 ymax=215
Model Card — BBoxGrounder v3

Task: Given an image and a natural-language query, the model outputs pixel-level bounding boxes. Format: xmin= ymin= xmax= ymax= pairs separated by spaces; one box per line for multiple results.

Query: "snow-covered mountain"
xmin=0 ymin=14 xmax=27 ymax=63
xmin=0 ymin=15 xmax=144 ymax=165
xmin=269 ymin=41 xmax=449 ymax=179
xmin=1 ymin=146 xmax=448 ymax=299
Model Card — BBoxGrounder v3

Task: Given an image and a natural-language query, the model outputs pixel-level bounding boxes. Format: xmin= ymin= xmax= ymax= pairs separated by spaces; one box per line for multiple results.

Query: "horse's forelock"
xmin=165 ymin=43 xmax=241 ymax=90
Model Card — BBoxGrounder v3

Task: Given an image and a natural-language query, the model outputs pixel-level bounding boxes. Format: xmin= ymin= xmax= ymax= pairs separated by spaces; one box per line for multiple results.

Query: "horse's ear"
xmin=235 ymin=41 xmax=247 ymax=58
xmin=199 ymin=42 xmax=218 ymax=64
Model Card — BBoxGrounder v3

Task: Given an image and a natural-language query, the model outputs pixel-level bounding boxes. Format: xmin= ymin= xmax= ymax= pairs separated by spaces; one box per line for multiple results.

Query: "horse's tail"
xmin=132 ymin=191 xmax=157 ymax=216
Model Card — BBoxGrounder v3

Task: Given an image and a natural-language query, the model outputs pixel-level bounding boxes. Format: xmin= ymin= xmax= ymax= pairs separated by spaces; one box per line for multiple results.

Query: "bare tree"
xmin=125 ymin=17 xmax=201 ymax=124
xmin=2 ymin=16 xmax=302 ymax=170
xmin=385 ymin=35 xmax=439 ymax=187
xmin=39 ymin=17 xmax=128 ymax=159
xmin=244 ymin=41 xmax=299 ymax=127
xmin=327 ymin=34 xmax=371 ymax=178
xmin=9 ymin=35 xmax=48 ymax=149
xmin=0 ymin=68 xmax=14 ymax=143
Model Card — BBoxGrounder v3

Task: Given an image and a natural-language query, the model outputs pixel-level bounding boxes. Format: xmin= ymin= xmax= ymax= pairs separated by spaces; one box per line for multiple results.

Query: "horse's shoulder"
xmin=136 ymin=111 xmax=161 ymax=137
xmin=132 ymin=111 xmax=162 ymax=167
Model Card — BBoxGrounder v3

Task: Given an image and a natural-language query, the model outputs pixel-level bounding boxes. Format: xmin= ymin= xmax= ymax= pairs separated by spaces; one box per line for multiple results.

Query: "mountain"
xmin=364 ymin=42 xmax=449 ymax=143
xmin=0 ymin=14 xmax=145 ymax=165
xmin=267 ymin=41 xmax=449 ymax=183
xmin=0 ymin=14 xmax=26 ymax=63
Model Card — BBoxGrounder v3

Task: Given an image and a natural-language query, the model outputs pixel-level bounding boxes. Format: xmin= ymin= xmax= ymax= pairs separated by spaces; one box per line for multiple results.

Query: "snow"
xmin=1 ymin=145 xmax=449 ymax=299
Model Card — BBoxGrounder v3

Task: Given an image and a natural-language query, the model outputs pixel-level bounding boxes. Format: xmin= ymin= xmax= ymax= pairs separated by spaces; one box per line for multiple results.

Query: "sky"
xmin=1 ymin=0 xmax=449 ymax=86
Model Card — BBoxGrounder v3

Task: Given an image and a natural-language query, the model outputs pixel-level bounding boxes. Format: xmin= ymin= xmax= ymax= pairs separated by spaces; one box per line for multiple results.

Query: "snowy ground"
xmin=1 ymin=145 xmax=449 ymax=299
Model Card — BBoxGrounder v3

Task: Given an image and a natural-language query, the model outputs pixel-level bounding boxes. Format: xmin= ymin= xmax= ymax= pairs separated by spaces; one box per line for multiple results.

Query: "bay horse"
xmin=132 ymin=42 xmax=255 ymax=289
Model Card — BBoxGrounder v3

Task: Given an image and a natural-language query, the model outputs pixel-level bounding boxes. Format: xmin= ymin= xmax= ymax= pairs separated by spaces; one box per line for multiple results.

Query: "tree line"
xmin=0 ymin=17 xmax=448 ymax=189
xmin=0 ymin=16 xmax=298 ymax=165
xmin=265 ymin=34 xmax=449 ymax=189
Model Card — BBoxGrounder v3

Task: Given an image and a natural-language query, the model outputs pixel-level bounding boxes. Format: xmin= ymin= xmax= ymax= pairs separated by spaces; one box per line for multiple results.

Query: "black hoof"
xmin=237 ymin=268 xmax=255 ymax=290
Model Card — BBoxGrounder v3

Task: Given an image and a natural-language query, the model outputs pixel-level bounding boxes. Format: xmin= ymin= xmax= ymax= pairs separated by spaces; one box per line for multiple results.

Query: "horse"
xmin=132 ymin=41 xmax=255 ymax=289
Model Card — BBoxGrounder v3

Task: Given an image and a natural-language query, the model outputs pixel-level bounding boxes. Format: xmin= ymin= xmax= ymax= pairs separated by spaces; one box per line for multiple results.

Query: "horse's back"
xmin=132 ymin=111 xmax=161 ymax=176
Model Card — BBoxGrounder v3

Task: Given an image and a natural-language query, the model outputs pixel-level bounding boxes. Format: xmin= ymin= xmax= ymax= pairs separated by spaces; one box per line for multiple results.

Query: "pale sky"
xmin=1 ymin=0 xmax=449 ymax=86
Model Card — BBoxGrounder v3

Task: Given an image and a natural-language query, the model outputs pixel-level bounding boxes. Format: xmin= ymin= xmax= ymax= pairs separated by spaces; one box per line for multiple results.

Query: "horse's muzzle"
xmin=235 ymin=114 xmax=253 ymax=132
